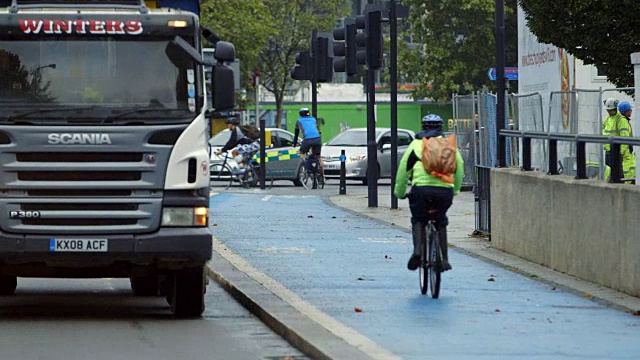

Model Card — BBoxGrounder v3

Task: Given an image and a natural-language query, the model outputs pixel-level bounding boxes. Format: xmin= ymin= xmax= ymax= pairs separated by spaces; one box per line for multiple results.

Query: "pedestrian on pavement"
xmin=394 ymin=114 xmax=464 ymax=272
xmin=618 ymin=101 xmax=636 ymax=182
xmin=602 ymin=98 xmax=634 ymax=183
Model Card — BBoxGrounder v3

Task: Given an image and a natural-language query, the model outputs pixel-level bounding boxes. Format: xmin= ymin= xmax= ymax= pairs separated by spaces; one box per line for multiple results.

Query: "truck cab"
xmin=0 ymin=0 xmax=235 ymax=317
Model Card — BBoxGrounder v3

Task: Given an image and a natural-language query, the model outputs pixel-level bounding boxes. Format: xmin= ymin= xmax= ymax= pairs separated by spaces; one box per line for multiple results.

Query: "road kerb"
xmin=206 ymin=237 xmax=401 ymax=360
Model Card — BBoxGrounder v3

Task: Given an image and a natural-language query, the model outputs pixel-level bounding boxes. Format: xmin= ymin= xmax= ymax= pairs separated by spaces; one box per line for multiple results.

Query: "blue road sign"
xmin=488 ymin=67 xmax=518 ymax=81
xmin=339 ymin=154 xmax=347 ymax=162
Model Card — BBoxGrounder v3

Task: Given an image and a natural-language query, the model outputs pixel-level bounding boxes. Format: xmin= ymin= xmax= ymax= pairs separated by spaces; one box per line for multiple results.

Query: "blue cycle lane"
xmin=211 ymin=192 xmax=640 ymax=360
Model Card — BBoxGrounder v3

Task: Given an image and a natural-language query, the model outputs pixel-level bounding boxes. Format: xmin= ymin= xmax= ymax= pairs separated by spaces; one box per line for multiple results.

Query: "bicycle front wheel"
xmin=428 ymin=224 xmax=442 ymax=299
xmin=300 ymin=170 xmax=311 ymax=190
xmin=419 ymin=226 xmax=428 ymax=295
xmin=209 ymin=164 xmax=233 ymax=190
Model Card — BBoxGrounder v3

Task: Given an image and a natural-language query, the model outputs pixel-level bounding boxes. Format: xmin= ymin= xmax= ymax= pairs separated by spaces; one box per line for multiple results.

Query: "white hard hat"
xmin=604 ymin=98 xmax=619 ymax=110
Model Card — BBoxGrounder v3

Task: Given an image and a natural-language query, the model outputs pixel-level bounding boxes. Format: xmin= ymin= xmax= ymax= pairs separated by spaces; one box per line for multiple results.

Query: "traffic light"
xmin=354 ymin=10 xmax=384 ymax=70
xmin=366 ymin=10 xmax=383 ymax=70
xmin=291 ymin=50 xmax=312 ymax=81
xmin=355 ymin=15 xmax=367 ymax=67
xmin=315 ymin=37 xmax=333 ymax=83
xmin=345 ymin=23 xmax=357 ymax=76
xmin=333 ymin=25 xmax=347 ymax=73
xmin=333 ymin=21 xmax=358 ymax=76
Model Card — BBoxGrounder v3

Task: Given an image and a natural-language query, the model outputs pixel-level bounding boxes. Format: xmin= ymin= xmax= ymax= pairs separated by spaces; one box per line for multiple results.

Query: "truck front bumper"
xmin=0 ymin=227 xmax=212 ymax=272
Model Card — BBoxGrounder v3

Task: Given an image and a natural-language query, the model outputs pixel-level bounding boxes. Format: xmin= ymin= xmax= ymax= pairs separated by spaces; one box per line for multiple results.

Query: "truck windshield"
xmin=0 ymin=38 xmax=196 ymax=120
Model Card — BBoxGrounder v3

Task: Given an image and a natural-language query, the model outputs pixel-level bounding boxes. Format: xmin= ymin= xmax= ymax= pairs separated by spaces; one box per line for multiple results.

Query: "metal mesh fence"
xmin=575 ymin=89 xmax=603 ymax=178
xmin=453 ymin=94 xmax=477 ymax=186
xmin=509 ymin=92 xmax=546 ymax=171
xmin=548 ymin=91 xmax=578 ymax=174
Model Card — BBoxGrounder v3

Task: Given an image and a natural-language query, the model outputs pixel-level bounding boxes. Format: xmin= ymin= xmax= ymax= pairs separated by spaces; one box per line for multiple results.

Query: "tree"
xmin=200 ymin=0 xmax=275 ymax=91
xmin=258 ymin=0 xmax=350 ymax=123
xmin=519 ymin=0 xmax=638 ymax=90
xmin=400 ymin=0 xmax=518 ymax=102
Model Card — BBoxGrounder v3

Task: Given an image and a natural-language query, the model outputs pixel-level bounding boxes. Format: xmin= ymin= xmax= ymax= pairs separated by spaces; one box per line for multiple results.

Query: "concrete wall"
xmin=491 ymin=168 xmax=640 ymax=297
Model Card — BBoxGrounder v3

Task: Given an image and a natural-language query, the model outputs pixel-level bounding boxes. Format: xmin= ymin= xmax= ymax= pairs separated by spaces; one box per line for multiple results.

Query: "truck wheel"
xmin=0 ymin=276 xmax=17 ymax=295
xmin=130 ymin=275 xmax=160 ymax=296
xmin=169 ymin=266 xmax=205 ymax=318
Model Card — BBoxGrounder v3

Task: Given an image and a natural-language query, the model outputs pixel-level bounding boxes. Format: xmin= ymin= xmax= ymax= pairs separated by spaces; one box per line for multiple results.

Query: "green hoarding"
xmin=249 ymin=102 xmax=453 ymax=142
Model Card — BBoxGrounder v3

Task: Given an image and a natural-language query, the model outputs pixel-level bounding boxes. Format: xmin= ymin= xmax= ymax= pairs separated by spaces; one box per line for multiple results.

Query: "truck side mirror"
xmin=213 ymin=64 xmax=235 ymax=111
xmin=214 ymin=41 xmax=235 ymax=63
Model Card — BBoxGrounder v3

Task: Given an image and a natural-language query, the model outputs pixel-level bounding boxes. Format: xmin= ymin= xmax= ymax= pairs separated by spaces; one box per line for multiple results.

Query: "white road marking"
xmin=257 ymin=246 xmax=315 ymax=254
xmin=262 ymin=195 xmax=273 ymax=201
xmin=359 ymin=237 xmax=408 ymax=244
xmin=211 ymin=237 xmax=401 ymax=360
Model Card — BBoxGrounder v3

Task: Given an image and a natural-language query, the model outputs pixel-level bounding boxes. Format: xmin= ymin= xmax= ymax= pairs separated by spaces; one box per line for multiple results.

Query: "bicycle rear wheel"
xmin=428 ymin=223 xmax=442 ymax=299
xmin=419 ymin=228 xmax=428 ymax=295
xmin=209 ymin=164 xmax=233 ymax=189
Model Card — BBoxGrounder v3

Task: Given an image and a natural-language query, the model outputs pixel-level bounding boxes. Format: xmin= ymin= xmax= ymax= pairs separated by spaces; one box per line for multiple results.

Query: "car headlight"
xmin=349 ymin=155 xmax=366 ymax=162
xmin=162 ymin=207 xmax=208 ymax=227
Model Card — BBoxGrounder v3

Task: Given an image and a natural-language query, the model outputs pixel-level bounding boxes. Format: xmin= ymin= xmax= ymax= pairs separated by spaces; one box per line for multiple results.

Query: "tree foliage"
xmin=201 ymin=0 xmax=349 ymax=121
xmin=257 ymin=0 xmax=349 ymax=122
xmin=400 ymin=0 xmax=518 ymax=102
xmin=519 ymin=0 xmax=639 ymax=90
xmin=200 ymin=0 xmax=275 ymax=87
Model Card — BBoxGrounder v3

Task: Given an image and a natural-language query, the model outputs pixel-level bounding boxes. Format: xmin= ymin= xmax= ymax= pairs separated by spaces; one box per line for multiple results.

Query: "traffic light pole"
xmin=495 ymin=0 xmax=507 ymax=167
xmin=390 ymin=0 xmax=398 ymax=210
xmin=366 ymin=67 xmax=378 ymax=208
xmin=311 ymin=29 xmax=318 ymax=119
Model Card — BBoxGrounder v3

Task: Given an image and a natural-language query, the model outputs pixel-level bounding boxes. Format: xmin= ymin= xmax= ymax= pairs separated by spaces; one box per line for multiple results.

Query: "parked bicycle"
xmin=300 ymin=153 xmax=324 ymax=189
xmin=419 ymin=208 xmax=443 ymax=298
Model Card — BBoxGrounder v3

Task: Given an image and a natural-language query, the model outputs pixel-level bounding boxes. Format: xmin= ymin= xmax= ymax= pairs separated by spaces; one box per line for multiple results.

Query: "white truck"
xmin=0 ymin=0 xmax=235 ymax=317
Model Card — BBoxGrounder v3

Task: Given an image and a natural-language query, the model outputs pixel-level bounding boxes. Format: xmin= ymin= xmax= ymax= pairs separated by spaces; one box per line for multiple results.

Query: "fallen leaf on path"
xmin=551 ymin=287 xmax=556 ymax=291
xmin=495 ymin=309 xmax=501 ymax=312
xmin=583 ymin=292 xmax=593 ymax=298
xmin=529 ymin=274 xmax=539 ymax=278
xmin=632 ymin=311 xmax=640 ymax=316
xmin=355 ymin=307 xmax=363 ymax=313
xmin=212 ymin=223 xmax=218 ymax=226
xmin=488 ymin=278 xmax=495 ymax=282
xmin=391 ymin=223 xmax=396 ymax=226
xmin=332 ymin=216 xmax=337 ymax=219
xmin=307 ymin=215 xmax=314 ymax=218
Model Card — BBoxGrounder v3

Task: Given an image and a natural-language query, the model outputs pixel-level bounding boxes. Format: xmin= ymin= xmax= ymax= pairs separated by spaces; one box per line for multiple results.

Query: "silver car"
xmin=321 ymin=128 xmax=415 ymax=184
xmin=209 ymin=128 xmax=304 ymax=186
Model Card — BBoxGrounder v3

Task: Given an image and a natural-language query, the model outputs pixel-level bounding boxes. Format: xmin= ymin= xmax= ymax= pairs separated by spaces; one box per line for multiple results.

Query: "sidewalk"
xmin=208 ymin=190 xmax=640 ymax=360
xmin=329 ymin=188 xmax=640 ymax=313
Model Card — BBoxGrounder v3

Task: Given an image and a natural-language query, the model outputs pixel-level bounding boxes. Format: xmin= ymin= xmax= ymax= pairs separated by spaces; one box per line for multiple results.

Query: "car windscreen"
xmin=326 ymin=130 xmax=383 ymax=146
xmin=0 ymin=37 xmax=196 ymax=121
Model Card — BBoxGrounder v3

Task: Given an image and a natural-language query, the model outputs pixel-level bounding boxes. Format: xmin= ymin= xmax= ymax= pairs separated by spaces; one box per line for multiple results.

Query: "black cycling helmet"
xmin=225 ymin=117 xmax=239 ymax=125
xmin=299 ymin=108 xmax=310 ymax=117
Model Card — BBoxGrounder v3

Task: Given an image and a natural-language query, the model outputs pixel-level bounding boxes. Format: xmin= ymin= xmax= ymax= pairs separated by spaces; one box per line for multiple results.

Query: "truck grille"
xmin=1 ymin=199 xmax=161 ymax=235
xmin=0 ymin=150 xmax=168 ymax=234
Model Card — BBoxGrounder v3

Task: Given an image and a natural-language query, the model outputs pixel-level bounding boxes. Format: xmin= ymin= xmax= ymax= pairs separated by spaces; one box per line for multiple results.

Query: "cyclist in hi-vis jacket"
xmin=394 ymin=114 xmax=464 ymax=272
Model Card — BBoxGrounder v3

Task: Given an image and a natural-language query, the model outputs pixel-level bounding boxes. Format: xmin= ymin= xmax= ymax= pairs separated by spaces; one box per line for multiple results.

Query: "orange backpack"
xmin=421 ymin=134 xmax=458 ymax=184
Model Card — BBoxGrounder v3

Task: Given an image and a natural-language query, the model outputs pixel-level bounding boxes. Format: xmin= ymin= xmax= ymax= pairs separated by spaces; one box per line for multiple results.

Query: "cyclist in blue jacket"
xmin=293 ymin=108 xmax=323 ymax=172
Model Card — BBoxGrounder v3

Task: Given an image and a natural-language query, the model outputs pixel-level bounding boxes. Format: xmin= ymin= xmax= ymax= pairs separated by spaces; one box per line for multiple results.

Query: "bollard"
xmin=339 ymin=149 xmax=346 ymax=195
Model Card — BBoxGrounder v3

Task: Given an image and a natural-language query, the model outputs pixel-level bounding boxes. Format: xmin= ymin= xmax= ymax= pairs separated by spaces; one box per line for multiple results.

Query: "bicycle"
xmin=300 ymin=153 xmax=325 ymax=189
xmin=419 ymin=208 xmax=443 ymax=298
xmin=209 ymin=151 xmax=235 ymax=189
xmin=210 ymin=151 xmax=271 ymax=189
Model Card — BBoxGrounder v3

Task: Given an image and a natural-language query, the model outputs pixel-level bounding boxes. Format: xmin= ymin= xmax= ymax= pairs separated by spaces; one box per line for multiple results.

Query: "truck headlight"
xmin=162 ymin=207 xmax=208 ymax=227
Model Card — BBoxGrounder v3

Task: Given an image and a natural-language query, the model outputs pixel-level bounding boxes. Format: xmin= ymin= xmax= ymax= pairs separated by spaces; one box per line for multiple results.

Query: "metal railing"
xmin=500 ymin=130 xmax=640 ymax=183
